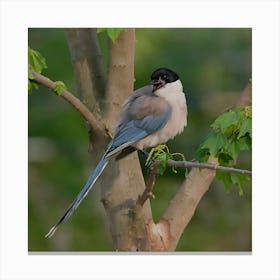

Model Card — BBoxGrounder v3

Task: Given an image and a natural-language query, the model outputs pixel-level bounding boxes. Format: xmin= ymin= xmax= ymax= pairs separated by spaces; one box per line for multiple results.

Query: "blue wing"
xmin=105 ymin=105 xmax=172 ymax=157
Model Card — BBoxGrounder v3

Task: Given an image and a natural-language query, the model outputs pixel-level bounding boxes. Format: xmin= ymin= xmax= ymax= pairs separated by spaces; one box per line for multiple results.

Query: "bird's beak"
xmin=151 ymin=77 xmax=166 ymax=92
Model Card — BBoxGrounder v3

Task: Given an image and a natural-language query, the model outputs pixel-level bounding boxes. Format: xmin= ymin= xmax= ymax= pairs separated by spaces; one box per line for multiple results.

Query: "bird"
xmin=45 ymin=67 xmax=187 ymax=238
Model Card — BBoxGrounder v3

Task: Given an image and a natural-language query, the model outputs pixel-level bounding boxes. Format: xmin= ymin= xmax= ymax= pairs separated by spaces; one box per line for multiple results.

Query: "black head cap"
xmin=150 ymin=67 xmax=179 ymax=84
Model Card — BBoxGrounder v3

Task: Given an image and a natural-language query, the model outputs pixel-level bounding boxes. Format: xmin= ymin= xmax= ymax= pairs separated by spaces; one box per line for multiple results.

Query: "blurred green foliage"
xmin=28 ymin=28 xmax=251 ymax=252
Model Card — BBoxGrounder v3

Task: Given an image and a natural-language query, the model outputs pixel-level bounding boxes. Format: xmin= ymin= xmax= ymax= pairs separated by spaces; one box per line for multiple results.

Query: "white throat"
xmin=155 ymin=80 xmax=183 ymax=99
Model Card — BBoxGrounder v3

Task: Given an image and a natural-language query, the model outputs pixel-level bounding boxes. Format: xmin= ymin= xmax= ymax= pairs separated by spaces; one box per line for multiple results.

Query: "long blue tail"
xmin=45 ymin=156 xmax=109 ymax=238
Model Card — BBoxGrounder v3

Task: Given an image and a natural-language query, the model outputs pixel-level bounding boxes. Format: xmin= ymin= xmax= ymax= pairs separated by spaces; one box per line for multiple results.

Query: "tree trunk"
xmin=66 ymin=28 xmax=152 ymax=251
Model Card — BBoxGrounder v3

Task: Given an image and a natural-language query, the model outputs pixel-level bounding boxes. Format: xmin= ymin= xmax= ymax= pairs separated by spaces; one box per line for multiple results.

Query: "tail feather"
xmin=45 ymin=157 xmax=108 ymax=238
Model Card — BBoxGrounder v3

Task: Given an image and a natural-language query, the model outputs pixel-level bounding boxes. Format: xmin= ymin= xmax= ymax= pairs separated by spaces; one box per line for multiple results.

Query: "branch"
xmin=136 ymin=164 xmax=158 ymax=207
xmin=30 ymin=71 xmax=107 ymax=138
xmin=65 ymin=28 xmax=106 ymax=111
xmin=167 ymin=160 xmax=252 ymax=175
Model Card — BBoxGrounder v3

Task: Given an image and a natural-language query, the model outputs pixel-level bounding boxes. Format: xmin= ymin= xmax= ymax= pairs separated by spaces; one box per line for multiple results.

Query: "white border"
xmin=1 ymin=0 xmax=280 ymax=279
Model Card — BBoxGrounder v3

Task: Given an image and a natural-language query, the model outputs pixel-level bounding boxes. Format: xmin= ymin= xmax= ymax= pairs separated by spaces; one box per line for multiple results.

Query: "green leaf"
xmin=238 ymin=117 xmax=252 ymax=139
xmin=195 ymin=147 xmax=210 ymax=163
xmin=217 ymin=152 xmax=233 ymax=166
xmin=145 ymin=144 xmax=170 ymax=166
xmin=216 ymin=171 xmax=250 ymax=195
xmin=28 ymin=80 xmax=38 ymax=94
xmin=225 ymin=138 xmax=240 ymax=162
xmin=216 ymin=171 xmax=232 ymax=192
xmin=230 ymin=173 xmax=251 ymax=196
xmin=211 ymin=110 xmax=240 ymax=133
xmin=201 ymin=131 xmax=228 ymax=156
xmin=28 ymin=47 xmax=47 ymax=74
xmin=28 ymin=47 xmax=47 ymax=94
xmin=54 ymin=81 xmax=67 ymax=96
xmin=97 ymin=28 xmax=127 ymax=43
xmin=238 ymin=135 xmax=251 ymax=151
xmin=145 ymin=144 xmax=178 ymax=176
xmin=157 ymin=153 xmax=168 ymax=176
xmin=28 ymin=65 xmax=35 ymax=79
xmin=230 ymin=173 xmax=243 ymax=195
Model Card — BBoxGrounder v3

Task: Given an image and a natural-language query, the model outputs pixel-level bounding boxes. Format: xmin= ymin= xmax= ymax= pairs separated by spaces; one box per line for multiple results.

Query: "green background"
xmin=28 ymin=28 xmax=251 ymax=251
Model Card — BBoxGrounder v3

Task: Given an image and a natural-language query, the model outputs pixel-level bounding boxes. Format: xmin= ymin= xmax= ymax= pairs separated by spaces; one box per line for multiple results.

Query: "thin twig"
xmin=167 ymin=160 xmax=252 ymax=176
xmin=30 ymin=71 xmax=107 ymax=137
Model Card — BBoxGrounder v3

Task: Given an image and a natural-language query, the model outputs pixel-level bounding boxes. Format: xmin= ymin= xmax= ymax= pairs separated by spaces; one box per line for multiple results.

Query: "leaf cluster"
xmin=53 ymin=81 xmax=67 ymax=96
xmin=28 ymin=47 xmax=47 ymax=93
xmin=145 ymin=144 xmax=187 ymax=176
xmin=196 ymin=106 xmax=252 ymax=194
xmin=28 ymin=47 xmax=67 ymax=95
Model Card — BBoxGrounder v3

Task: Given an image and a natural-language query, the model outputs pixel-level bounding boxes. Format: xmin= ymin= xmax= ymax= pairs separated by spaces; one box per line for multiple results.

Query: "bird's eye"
xmin=163 ymin=75 xmax=167 ymax=79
